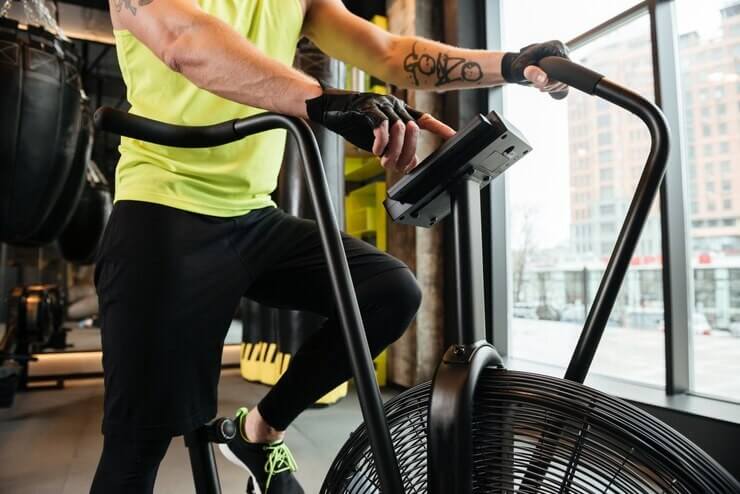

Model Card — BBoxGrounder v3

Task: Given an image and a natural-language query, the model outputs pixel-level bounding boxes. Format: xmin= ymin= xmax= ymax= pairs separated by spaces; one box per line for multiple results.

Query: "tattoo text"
xmin=403 ymin=42 xmax=484 ymax=87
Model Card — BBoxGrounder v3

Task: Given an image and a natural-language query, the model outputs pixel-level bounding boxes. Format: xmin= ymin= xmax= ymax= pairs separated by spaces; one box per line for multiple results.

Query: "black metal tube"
xmin=234 ymin=116 xmax=403 ymax=494
xmin=451 ymin=179 xmax=487 ymax=345
xmin=184 ymin=430 xmax=222 ymax=494
xmin=518 ymin=75 xmax=670 ymax=493
xmin=428 ymin=342 xmax=504 ymax=494
xmin=564 ymin=78 xmax=670 ymax=383
xmin=94 ymin=107 xmax=239 ymax=148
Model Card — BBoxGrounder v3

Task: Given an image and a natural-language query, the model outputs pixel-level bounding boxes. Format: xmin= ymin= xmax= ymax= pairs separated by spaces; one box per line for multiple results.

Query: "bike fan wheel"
xmin=322 ymin=368 xmax=739 ymax=493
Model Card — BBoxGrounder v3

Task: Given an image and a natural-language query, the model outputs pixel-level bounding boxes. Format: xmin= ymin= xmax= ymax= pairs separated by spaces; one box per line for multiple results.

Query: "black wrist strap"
xmin=305 ymin=93 xmax=324 ymax=124
xmin=501 ymin=52 xmax=519 ymax=83
xmin=305 ymin=76 xmax=329 ymax=123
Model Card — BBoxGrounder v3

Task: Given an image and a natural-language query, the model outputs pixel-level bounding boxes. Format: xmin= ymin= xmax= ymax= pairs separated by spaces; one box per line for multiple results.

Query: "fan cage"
xmin=321 ymin=368 xmax=739 ymax=493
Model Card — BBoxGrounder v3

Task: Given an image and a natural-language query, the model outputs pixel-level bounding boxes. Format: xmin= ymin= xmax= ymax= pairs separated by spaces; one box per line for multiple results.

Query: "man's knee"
xmin=361 ymin=267 xmax=422 ymax=346
xmin=391 ymin=268 xmax=423 ymax=324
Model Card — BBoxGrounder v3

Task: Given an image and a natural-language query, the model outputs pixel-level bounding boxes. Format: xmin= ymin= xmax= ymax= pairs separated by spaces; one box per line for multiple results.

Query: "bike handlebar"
xmin=95 ymin=107 xmax=253 ymax=147
xmin=539 ymin=56 xmax=604 ymax=95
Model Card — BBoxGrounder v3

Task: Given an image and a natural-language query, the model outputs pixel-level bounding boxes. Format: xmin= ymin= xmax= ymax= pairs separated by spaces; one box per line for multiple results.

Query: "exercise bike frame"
xmin=426 ymin=57 xmax=669 ymax=493
xmin=94 ymin=109 xmax=406 ymax=493
xmin=95 ymin=54 xmax=669 ymax=494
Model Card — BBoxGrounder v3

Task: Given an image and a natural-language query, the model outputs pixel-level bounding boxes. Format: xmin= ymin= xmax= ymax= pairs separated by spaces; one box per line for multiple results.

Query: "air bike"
xmin=95 ymin=57 xmax=740 ymax=494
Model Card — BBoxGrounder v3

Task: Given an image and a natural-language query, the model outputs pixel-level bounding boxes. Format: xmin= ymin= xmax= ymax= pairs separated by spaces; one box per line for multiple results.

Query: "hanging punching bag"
xmin=0 ymin=18 xmax=82 ymax=244
xmin=25 ymin=93 xmax=93 ymax=245
xmin=57 ymin=163 xmax=112 ymax=265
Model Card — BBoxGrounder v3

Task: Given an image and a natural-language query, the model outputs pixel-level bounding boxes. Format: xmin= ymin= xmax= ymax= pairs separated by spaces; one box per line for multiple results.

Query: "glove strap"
xmin=501 ymin=51 xmax=519 ymax=83
xmin=305 ymin=76 xmax=328 ymax=123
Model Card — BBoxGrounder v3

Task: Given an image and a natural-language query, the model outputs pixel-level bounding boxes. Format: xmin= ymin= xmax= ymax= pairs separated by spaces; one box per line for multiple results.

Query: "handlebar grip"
xmin=539 ymin=56 xmax=604 ymax=96
xmin=94 ymin=107 xmax=240 ymax=148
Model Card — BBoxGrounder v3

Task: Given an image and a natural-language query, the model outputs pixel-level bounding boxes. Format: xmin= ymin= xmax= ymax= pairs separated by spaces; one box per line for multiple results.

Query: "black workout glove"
xmin=501 ymin=40 xmax=570 ymax=97
xmin=306 ymin=88 xmax=423 ymax=153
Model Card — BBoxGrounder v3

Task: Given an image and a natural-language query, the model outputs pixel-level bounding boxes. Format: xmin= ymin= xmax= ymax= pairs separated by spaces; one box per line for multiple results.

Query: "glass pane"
xmin=676 ymin=0 xmax=740 ymax=402
xmin=501 ymin=0 xmax=644 ymax=48
xmin=504 ymin=14 xmax=665 ymax=387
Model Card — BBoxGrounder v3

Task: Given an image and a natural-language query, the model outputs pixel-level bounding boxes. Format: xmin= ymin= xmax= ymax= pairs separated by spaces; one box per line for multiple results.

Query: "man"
xmin=92 ymin=0 xmax=569 ymax=492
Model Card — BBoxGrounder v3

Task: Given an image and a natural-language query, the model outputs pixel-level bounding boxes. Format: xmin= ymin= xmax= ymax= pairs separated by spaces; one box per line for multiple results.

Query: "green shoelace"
xmin=263 ymin=442 xmax=298 ymax=491
xmin=235 ymin=407 xmax=298 ymax=492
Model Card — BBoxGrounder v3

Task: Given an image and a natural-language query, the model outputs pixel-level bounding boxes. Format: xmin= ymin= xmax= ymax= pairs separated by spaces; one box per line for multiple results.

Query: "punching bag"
xmin=0 ymin=18 xmax=82 ymax=244
xmin=57 ymin=162 xmax=112 ymax=265
xmin=26 ymin=93 xmax=93 ymax=245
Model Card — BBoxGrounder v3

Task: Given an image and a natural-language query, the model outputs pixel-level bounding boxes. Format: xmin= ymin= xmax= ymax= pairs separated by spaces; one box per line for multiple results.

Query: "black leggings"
xmin=91 ymin=202 xmax=421 ymax=492
xmin=256 ymin=265 xmax=420 ymax=428
xmin=90 ymin=268 xmax=419 ymax=493
xmin=91 ymin=434 xmax=171 ymax=493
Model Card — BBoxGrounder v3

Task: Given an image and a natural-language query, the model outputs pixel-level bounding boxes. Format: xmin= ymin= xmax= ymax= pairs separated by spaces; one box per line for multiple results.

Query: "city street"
xmin=511 ymin=318 xmax=740 ymax=400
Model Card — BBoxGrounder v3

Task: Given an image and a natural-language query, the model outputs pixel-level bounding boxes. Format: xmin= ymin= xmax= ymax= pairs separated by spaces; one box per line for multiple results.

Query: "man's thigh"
xmin=237 ymin=209 xmax=408 ymax=316
xmin=95 ymin=201 xmax=247 ymax=435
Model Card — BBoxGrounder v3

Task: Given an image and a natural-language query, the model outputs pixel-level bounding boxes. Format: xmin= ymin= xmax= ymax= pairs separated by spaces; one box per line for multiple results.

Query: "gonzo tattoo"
xmin=403 ymin=42 xmax=483 ymax=87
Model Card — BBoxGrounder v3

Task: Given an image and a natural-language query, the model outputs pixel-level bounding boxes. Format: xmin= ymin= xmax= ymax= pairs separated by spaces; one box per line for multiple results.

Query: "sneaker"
xmin=219 ymin=407 xmax=304 ymax=494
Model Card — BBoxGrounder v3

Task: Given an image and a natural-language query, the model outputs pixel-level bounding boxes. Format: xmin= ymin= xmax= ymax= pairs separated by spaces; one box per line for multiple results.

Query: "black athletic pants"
xmin=90 ymin=201 xmax=421 ymax=493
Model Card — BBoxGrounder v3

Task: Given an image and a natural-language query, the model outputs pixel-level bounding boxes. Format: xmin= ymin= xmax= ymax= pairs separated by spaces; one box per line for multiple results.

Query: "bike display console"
xmin=384 ymin=110 xmax=531 ymax=228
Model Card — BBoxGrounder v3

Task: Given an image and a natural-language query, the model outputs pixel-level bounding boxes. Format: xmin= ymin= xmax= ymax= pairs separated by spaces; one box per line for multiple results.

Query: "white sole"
xmin=218 ymin=443 xmax=263 ymax=494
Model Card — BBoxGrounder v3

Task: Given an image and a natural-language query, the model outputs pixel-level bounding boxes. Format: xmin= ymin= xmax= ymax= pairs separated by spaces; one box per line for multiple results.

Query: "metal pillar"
xmin=451 ymin=179 xmax=487 ymax=344
xmin=650 ymin=0 xmax=692 ymax=395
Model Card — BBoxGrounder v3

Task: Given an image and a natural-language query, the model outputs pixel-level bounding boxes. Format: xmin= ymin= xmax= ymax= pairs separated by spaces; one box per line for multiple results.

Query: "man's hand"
xmin=501 ymin=41 xmax=570 ymax=97
xmin=306 ymin=90 xmax=454 ymax=173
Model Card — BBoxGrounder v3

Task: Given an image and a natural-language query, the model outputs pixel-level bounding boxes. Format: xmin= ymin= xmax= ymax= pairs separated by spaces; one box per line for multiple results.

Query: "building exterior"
xmin=680 ymin=2 xmax=740 ymax=253
xmin=567 ymin=30 xmax=658 ymax=260
xmin=515 ymin=2 xmax=740 ymax=330
xmin=567 ymin=2 xmax=740 ymax=258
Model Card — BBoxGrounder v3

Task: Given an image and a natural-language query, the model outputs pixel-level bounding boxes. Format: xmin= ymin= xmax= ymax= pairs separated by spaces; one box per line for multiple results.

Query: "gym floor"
xmin=0 ymin=369 xmax=375 ymax=493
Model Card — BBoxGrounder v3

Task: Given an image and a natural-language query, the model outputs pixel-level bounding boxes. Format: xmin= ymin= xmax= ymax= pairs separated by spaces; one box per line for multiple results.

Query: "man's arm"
xmin=109 ymin=0 xmax=455 ymax=172
xmin=303 ymin=0 xmax=566 ymax=93
xmin=109 ymin=0 xmax=322 ymax=118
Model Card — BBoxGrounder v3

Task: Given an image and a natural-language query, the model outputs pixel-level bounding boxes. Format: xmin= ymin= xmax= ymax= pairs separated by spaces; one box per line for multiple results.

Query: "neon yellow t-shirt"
xmin=113 ymin=0 xmax=303 ymax=216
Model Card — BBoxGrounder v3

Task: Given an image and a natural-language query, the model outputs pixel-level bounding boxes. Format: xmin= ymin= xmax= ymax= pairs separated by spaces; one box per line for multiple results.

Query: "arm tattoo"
xmin=403 ymin=42 xmax=484 ymax=87
xmin=113 ymin=0 xmax=155 ymax=16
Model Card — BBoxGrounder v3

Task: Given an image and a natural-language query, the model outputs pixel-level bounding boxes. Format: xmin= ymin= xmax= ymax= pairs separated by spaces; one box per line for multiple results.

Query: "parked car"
xmin=729 ymin=321 xmax=740 ymax=338
xmin=656 ymin=313 xmax=712 ymax=336
xmin=536 ymin=303 xmax=561 ymax=321
xmin=560 ymin=304 xmax=586 ymax=324
xmin=513 ymin=303 xmax=538 ymax=319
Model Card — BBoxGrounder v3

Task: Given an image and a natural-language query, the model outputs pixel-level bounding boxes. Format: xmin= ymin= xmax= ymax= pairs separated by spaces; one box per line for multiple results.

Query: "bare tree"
xmin=512 ymin=208 xmax=536 ymax=304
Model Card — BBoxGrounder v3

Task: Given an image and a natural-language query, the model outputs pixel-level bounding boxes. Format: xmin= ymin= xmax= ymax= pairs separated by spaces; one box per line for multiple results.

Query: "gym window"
xmin=490 ymin=0 xmax=740 ymax=407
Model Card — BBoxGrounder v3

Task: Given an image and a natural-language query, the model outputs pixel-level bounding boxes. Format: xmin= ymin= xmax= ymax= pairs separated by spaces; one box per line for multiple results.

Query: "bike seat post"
xmin=184 ymin=417 xmax=237 ymax=494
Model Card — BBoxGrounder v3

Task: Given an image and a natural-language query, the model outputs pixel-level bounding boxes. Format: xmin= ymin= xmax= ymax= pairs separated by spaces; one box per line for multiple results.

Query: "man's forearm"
xmin=160 ymin=13 xmax=321 ymax=117
xmin=383 ymin=36 xmax=505 ymax=91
